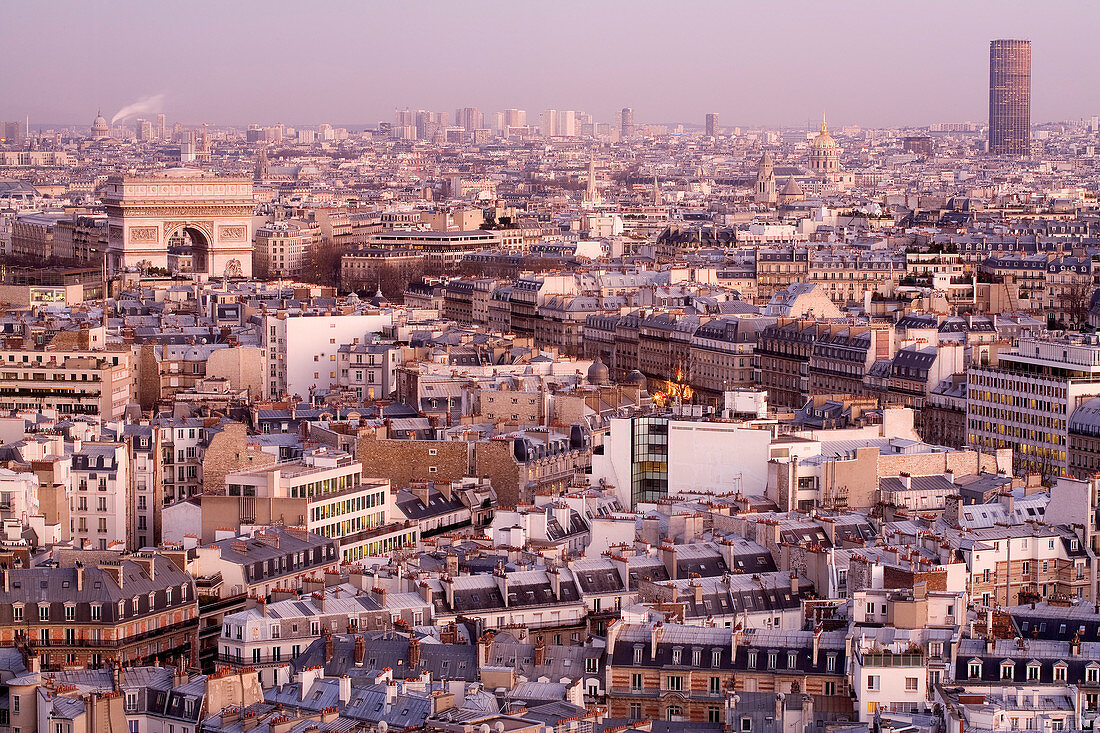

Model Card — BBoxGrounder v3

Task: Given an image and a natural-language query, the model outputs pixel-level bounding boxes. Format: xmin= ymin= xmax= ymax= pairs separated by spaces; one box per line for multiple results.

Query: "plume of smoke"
xmin=111 ymin=94 xmax=166 ymax=125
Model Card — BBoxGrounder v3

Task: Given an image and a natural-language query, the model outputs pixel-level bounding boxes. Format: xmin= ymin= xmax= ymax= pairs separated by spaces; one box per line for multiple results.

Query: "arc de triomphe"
xmin=104 ymin=169 xmax=254 ymax=277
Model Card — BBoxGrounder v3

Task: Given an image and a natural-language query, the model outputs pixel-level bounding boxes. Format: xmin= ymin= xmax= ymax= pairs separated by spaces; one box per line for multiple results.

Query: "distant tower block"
xmin=621 ymin=107 xmax=634 ymax=138
xmin=754 ymin=153 xmax=777 ymax=204
xmin=705 ymin=113 xmax=719 ymax=137
xmin=103 ymin=168 xmax=254 ymax=276
xmin=989 ymin=39 xmax=1031 ymax=156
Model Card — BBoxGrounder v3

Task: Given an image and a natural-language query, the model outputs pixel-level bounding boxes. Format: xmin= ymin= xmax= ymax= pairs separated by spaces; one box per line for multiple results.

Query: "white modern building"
xmin=262 ymin=310 xmax=394 ymax=400
xmin=224 ymin=447 xmax=415 ymax=562
xmin=590 ymin=416 xmax=774 ymax=509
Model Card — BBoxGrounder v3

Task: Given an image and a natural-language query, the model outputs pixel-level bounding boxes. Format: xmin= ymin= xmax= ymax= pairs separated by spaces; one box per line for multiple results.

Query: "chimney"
xmin=112 ymin=658 xmax=123 ymax=690
xmin=812 ymin=626 xmax=822 ymax=666
xmin=76 ymin=563 xmax=84 ymax=592
xmin=651 ymin=622 xmax=662 ymax=660
xmin=173 ymin=657 xmax=189 ymax=688
xmin=900 ymin=472 xmax=912 ymax=490
xmin=338 ymin=675 xmax=351 ymax=704
xmin=775 ymin=692 xmax=785 ymax=724
xmin=324 ymin=632 xmax=334 ymax=663
xmin=693 ymin=581 xmax=704 ymax=605
xmin=790 ymin=571 xmax=799 ymax=596
xmin=534 ymin=636 xmax=546 ymax=666
xmin=408 ymin=637 xmax=421 ymax=669
xmin=477 ymin=632 xmax=495 ymax=668
xmin=354 ymin=635 xmax=365 ymax=666
xmin=445 ymin=553 xmax=458 ymax=576
xmin=548 ymin=567 xmax=561 ymax=600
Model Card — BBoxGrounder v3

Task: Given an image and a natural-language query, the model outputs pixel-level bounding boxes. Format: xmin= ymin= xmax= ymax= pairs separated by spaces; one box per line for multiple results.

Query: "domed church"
xmin=808 ymin=114 xmax=840 ymax=177
xmin=91 ymin=110 xmax=110 ymax=140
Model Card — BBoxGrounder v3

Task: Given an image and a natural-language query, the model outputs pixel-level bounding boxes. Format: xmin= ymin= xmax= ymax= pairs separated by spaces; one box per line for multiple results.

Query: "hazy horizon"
xmin=4 ymin=0 xmax=1100 ymax=129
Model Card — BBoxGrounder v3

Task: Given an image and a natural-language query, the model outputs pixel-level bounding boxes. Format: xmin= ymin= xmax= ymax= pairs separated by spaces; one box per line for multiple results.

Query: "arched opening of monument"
xmin=167 ymin=225 xmax=210 ymax=274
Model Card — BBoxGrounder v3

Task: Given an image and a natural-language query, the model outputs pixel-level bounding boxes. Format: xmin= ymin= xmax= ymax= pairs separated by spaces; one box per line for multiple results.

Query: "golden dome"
xmin=811 ymin=113 xmax=837 ymax=151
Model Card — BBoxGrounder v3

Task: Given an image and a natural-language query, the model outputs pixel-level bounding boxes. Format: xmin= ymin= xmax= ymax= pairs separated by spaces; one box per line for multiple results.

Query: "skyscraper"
xmin=621 ymin=107 xmax=634 ymax=138
xmin=156 ymin=113 xmax=167 ymax=140
xmin=988 ymin=39 xmax=1031 ymax=156
xmin=705 ymin=113 xmax=719 ymax=137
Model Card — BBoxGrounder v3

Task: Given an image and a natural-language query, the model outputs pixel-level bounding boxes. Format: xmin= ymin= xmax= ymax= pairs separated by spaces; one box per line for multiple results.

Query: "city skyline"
xmin=4 ymin=1 xmax=1100 ymax=128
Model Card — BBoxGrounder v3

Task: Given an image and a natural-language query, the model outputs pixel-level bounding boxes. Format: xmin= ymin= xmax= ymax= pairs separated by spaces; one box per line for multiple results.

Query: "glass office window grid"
xmin=631 ymin=417 xmax=669 ymax=507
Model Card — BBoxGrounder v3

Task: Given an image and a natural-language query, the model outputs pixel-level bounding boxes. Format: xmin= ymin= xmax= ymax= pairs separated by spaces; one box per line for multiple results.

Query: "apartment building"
xmin=0 ymin=347 xmax=132 ymax=418
xmin=0 ymin=554 xmax=198 ymax=671
xmin=188 ymin=525 xmax=340 ymax=598
xmin=69 ymin=443 xmax=129 ymax=551
xmin=605 ymin=623 xmax=851 ymax=723
xmin=335 ymin=343 xmax=400 ymax=401
xmin=217 ymin=447 xmax=415 ymax=562
xmin=808 ymin=324 xmax=895 ymax=398
xmin=754 ymin=319 xmax=828 ymax=410
xmin=968 ymin=335 xmax=1100 ymax=475
xmin=217 ymin=583 xmax=432 ymax=685
xmin=261 ymin=310 xmax=394 ymax=400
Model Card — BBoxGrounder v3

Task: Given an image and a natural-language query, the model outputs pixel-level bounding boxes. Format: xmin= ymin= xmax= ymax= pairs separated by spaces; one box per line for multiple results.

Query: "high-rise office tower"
xmin=989 ymin=39 xmax=1031 ymax=156
xmin=155 ymin=113 xmax=166 ymax=140
xmin=503 ymin=109 xmax=526 ymax=128
xmin=459 ymin=107 xmax=481 ymax=132
xmin=621 ymin=107 xmax=634 ymax=137
xmin=705 ymin=113 xmax=719 ymax=137
xmin=560 ymin=110 xmax=576 ymax=137
xmin=540 ymin=109 xmax=559 ymax=137
xmin=136 ymin=118 xmax=154 ymax=141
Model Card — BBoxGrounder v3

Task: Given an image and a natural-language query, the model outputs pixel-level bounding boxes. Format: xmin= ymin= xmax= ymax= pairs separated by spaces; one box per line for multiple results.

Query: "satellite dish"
xmin=480 ymin=724 xmax=491 ymax=733
xmin=495 ymin=723 xmax=505 ymax=733
xmin=378 ymin=723 xmax=388 ymax=733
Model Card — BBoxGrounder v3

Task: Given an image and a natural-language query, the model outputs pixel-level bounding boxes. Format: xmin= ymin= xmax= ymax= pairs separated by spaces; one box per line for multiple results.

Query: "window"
xmin=633 ymin=646 xmax=643 ymax=664
xmin=672 ymin=648 xmax=681 ymax=665
xmin=13 ymin=605 xmax=22 ymax=622
xmin=1055 ymin=664 xmax=1067 ymax=681
xmin=125 ymin=693 xmax=137 ymax=712
xmin=91 ymin=605 xmax=101 ymax=621
xmin=629 ymin=703 xmax=642 ymax=719
xmin=712 ymin=649 xmax=721 ymax=667
xmin=666 ymin=675 xmax=683 ymax=691
xmin=709 ymin=676 xmax=721 ymax=694
xmin=867 ymin=675 xmax=880 ymax=691
xmin=740 ymin=718 xmax=752 ymax=732
xmin=39 ymin=605 xmax=49 ymax=621
xmin=707 ymin=707 xmax=721 ymax=723
xmin=905 ymin=677 xmax=918 ymax=691
xmin=1001 ymin=662 xmax=1014 ymax=680
xmin=631 ymin=673 xmax=642 ymax=691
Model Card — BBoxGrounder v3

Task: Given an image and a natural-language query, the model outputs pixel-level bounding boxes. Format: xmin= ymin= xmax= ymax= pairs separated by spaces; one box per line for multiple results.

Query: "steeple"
xmin=820 ymin=112 xmax=828 ymax=136
xmin=652 ymin=172 xmax=660 ymax=205
xmin=585 ymin=155 xmax=598 ymax=204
